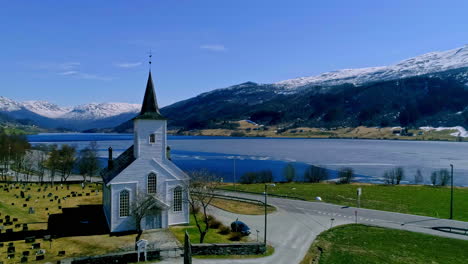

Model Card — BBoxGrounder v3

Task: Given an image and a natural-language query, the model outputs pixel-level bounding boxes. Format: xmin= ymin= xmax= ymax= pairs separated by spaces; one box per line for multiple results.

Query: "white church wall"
xmin=134 ymin=119 xmax=166 ymax=161
xmin=110 ymin=182 xmax=138 ymax=233
xmin=103 ymin=184 xmax=111 ymax=228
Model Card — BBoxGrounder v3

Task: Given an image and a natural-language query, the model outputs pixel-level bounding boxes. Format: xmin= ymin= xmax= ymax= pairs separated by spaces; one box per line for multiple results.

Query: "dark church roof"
xmin=100 ymin=146 xmax=135 ymax=184
xmin=134 ymin=71 xmax=166 ymax=120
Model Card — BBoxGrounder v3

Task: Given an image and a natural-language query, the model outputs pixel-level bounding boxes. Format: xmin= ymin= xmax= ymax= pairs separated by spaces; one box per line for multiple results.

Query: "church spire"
xmin=134 ymin=54 xmax=166 ymax=120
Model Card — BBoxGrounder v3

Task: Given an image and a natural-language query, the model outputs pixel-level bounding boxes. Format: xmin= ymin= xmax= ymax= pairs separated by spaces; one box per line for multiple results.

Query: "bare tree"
xmin=338 ymin=167 xmax=354 ymax=184
xmin=57 ymin=145 xmax=76 ymax=182
xmin=414 ymin=169 xmax=424 ymax=184
xmin=130 ymin=190 xmax=164 ymax=243
xmin=78 ymin=142 xmax=100 ymax=183
xmin=185 ymin=170 xmax=220 ymax=243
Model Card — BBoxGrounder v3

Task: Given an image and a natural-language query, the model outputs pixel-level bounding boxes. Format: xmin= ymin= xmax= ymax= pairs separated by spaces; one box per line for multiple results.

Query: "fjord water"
xmin=27 ymin=134 xmax=468 ymax=185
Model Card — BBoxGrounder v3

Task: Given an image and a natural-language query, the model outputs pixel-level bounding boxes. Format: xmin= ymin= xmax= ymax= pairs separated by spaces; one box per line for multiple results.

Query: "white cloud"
xmin=115 ymin=62 xmax=142 ymax=68
xmin=59 ymin=71 xmax=79 ymax=76
xmin=200 ymin=44 xmax=227 ymax=52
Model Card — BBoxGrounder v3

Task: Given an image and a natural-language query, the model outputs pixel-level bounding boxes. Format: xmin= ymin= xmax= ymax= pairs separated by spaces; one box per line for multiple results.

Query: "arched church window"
xmin=149 ymin=134 xmax=156 ymax=143
xmin=173 ymin=186 xmax=182 ymax=212
xmin=119 ymin=190 xmax=130 ymax=217
xmin=148 ymin=173 xmax=157 ymax=194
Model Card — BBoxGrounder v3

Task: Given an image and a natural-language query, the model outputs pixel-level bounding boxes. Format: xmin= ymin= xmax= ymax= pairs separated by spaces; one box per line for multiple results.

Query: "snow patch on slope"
xmin=420 ymin=126 xmax=468 ymax=137
xmin=275 ymin=45 xmax=468 ymax=89
xmin=22 ymin=101 xmax=71 ymax=118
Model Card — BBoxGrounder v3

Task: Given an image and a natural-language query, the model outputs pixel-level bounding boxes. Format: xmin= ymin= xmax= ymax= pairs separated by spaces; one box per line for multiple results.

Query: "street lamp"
xmin=264 ymin=183 xmax=276 ymax=245
xmin=450 ymin=164 xmax=454 ymax=219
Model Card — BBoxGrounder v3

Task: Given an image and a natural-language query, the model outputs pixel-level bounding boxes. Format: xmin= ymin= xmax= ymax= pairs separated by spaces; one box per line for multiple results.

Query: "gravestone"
xmin=8 ymin=253 xmax=14 ymax=259
xmin=25 ymin=236 xmax=35 ymax=243
xmin=15 ymin=224 xmax=21 ymax=228
xmin=29 ymin=207 xmax=35 ymax=214
xmin=22 ymin=251 xmax=30 ymax=256
xmin=45 ymin=208 xmax=48 ymax=211
xmin=58 ymin=251 xmax=66 ymax=256
xmin=20 ymin=191 xmax=24 ymax=198
xmin=58 ymin=199 xmax=61 ymax=204
xmin=8 ymin=242 xmax=13 ymax=247
xmin=58 ymin=206 xmax=62 ymax=209
xmin=54 ymin=195 xmax=58 ymax=200
xmin=13 ymin=218 xmax=18 ymax=222
xmin=11 ymin=202 xmax=14 ymax=205
xmin=35 ymin=255 xmax=44 ymax=261
xmin=47 ymin=193 xmax=52 ymax=198
xmin=78 ymin=193 xmax=82 ymax=197
xmin=43 ymin=235 xmax=51 ymax=241
xmin=0 ymin=219 xmax=3 ymax=223
xmin=23 ymin=204 xmax=27 ymax=207
xmin=6 ymin=228 xmax=13 ymax=233
xmin=32 ymin=243 xmax=40 ymax=249
xmin=20 ymin=257 xmax=28 ymax=263
xmin=7 ymin=246 xmax=15 ymax=253
xmin=0 ymin=242 xmax=3 ymax=247
xmin=25 ymin=197 xmax=30 ymax=202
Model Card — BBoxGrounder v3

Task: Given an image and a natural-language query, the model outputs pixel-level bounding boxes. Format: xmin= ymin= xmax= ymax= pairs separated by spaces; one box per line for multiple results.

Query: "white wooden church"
xmin=100 ymin=71 xmax=189 ymax=233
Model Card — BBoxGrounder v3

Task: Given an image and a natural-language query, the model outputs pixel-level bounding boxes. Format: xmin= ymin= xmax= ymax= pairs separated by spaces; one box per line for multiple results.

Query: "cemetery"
xmin=0 ymin=182 xmax=142 ymax=263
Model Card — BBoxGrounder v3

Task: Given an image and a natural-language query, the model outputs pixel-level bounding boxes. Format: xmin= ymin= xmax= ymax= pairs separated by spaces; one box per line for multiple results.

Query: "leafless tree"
xmin=130 ymin=190 xmax=164 ymax=243
xmin=185 ymin=170 xmax=220 ymax=243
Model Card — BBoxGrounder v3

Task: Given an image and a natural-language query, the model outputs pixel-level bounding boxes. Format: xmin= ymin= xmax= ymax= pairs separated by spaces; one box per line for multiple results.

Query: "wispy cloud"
xmin=200 ymin=44 xmax=227 ymax=52
xmin=57 ymin=71 xmax=112 ymax=81
xmin=114 ymin=62 xmax=142 ymax=68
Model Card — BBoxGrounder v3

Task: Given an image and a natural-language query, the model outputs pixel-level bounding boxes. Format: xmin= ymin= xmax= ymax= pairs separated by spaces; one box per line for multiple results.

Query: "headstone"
xmin=54 ymin=195 xmax=58 ymax=200
xmin=45 ymin=208 xmax=48 ymax=211
xmin=86 ymin=193 xmax=90 ymax=196
xmin=6 ymin=228 xmax=13 ymax=233
xmin=58 ymin=206 xmax=62 ymax=209
xmin=12 ymin=218 xmax=18 ymax=222
xmin=47 ymin=193 xmax=52 ymax=198
xmin=58 ymin=250 xmax=66 ymax=256
xmin=25 ymin=236 xmax=35 ymax=243
xmin=43 ymin=235 xmax=51 ymax=241
xmin=78 ymin=193 xmax=82 ymax=197
xmin=11 ymin=202 xmax=14 ymax=206
xmin=23 ymin=204 xmax=27 ymax=207
xmin=8 ymin=253 xmax=14 ymax=259
xmin=20 ymin=191 xmax=25 ymax=198
xmin=15 ymin=224 xmax=21 ymax=228
xmin=22 ymin=250 xmax=30 ymax=256
xmin=35 ymin=255 xmax=44 ymax=261
xmin=29 ymin=207 xmax=35 ymax=214
xmin=32 ymin=243 xmax=40 ymax=249
xmin=8 ymin=242 xmax=13 ymax=247
xmin=20 ymin=257 xmax=28 ymax=263
xmin=58 ymin=199 xmax=61 ymax=204
xmin=7 ymin=246 xmax=15 ymax=253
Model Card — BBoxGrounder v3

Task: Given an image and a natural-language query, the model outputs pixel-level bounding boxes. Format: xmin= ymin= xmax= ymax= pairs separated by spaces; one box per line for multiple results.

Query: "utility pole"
xmin=233 ymin=157 xmax=236 ymax=191
xmin=264 ymin=184 xmax=275 ymax=245
xmin=450 ymin=164 xmax=454 ymax=219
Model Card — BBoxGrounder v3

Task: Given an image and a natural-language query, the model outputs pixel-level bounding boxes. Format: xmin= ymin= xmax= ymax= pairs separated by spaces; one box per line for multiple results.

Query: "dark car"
xmin=231 ymin=220 xmax=250 ymax=235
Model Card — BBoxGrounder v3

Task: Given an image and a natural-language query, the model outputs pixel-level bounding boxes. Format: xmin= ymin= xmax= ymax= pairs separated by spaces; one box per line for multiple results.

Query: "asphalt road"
xmin=190 ymin=191 xmax=468 ymax=264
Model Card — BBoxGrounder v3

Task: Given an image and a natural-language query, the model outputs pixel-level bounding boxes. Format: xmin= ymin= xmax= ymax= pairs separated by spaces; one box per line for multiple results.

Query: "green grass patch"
xmin=170 ymin=213 xmax=246 ymax=244
xmin=301 ymin=224 xmax=468 ymax=264
xmin=221 ymin=182 xmax=468 ymax=221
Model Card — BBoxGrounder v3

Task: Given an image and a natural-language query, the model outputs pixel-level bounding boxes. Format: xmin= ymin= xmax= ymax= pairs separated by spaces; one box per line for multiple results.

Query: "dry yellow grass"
xmin=210 ymin=198 xmax=275 ymax=215
xmin=0 ymin=183 xmax=140 ymax=263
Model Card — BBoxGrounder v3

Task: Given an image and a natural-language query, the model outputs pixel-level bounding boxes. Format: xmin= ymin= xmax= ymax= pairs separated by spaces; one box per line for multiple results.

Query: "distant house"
xmin=100 ymin=71 xmax=189 ymax=233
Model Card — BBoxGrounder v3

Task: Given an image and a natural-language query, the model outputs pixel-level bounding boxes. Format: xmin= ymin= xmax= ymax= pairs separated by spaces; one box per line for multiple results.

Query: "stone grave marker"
xmin=23 ymin=204 xmax=27 ymax=207
xmin=20 ymin=257 xmax=28 ymax=263
xmin=31 ymin=243 xmax=40 ymax=249
xmin=8 ymin=253 xmax=14 ymax=259
xmin=20 ymin=191 xmax=25 ymax=198
xmin=6 ymin=228 xmax=13 ymax=233
xmin=12 ymin=218 xmax=18 ymax=222
xmin=22 ymin=250 xmax=30 ymax=256
xmin=47 ymin=193 xmax=52 ymax=198
xmin=58 ymin=251 xmax=66 ymax=256
xmin=25 ymin=236 xmax=35 ymax=243
xmin=7 ymin=246 xmax=15 ymax=253
xmin=35 ymin=255 xmax=44 ymax=261
xmin=15 ymin=224 xmax=21 ymax=228
xmin=29 ymin=207 xmax=35 ymax=214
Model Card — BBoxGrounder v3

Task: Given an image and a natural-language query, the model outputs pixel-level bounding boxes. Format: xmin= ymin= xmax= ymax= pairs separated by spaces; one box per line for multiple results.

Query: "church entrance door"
xmin=145 ymin=209 xmax=161 ymax=229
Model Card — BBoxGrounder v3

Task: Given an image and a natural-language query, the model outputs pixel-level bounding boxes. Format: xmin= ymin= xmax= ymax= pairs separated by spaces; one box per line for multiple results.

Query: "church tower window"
xmin=149 ymin=134 xmax=156 ymax=143
xmin=119 ymin=190 xmax=130 ymax=217
xmin=148 ymin=173 xmax=157 ymax=194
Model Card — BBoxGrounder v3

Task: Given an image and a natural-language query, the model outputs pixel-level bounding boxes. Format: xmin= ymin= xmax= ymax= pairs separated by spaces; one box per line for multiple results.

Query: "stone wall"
xmin=192 ymin=242 xmax=266 ymax=256
xmin=62 ymin=250 xmax=160 ymax=264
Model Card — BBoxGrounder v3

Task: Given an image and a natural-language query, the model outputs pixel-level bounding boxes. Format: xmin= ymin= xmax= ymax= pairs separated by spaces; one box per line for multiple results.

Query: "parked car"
xmin=231 ymin=220 xmax=250 ymax=235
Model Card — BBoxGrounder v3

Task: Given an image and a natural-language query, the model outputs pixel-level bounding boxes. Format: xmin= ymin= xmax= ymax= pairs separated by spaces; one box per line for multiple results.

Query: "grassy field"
xmin=0 ymin=182 xmax=140 ymax=263
xmin=301 ymin=224 xmax=468 ymax=264
xmin=221 ymin=182 xmax=468 ymax=221
xmin=170 ymin=122 xmax=463 ymax=141
xmin=210 ymin=198 xmax=276 ymax=215
xmin=170 ymin=213 xmax=248 ymax=244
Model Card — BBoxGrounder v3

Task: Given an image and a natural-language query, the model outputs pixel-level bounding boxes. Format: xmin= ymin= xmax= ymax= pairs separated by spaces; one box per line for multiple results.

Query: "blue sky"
xmin=1 ymin=0 xmax=468 ymax=107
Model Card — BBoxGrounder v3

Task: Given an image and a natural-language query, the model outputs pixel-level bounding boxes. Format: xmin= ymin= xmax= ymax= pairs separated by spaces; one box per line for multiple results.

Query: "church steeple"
xmin=134 ymin=71 xmax=166 ymax=120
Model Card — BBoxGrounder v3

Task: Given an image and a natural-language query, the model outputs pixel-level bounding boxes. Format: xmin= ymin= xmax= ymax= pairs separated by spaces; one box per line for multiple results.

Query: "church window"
xmin=148 ymin=173 xmax=157 ymax=194
xmin=119 ymin=190 xmax=130 ymax=217
xmin=149 ymin=134 xmax=156 ymax=143
xmin=173 ymin=186 xmax=182 ymax=212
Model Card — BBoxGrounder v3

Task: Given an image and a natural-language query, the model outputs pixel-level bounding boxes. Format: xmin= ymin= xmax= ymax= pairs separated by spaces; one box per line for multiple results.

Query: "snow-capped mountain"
xmin=62 ymin=103 xmax=140 ymax=120
xmin=22 ymin=100 xmax=71 ymax=118
xmin=0 ymin=97 xmax=140 ymax=130
xmin=274 ymin=45 xmax=468 ymax=89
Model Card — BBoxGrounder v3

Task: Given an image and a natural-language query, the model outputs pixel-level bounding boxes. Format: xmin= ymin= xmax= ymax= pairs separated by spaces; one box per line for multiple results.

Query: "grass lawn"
xmin=0 ymin=182 xmax=139 ymax=263
xmin=221 ymin=182 xmax=468 ymax=221
xmin=170 ymin=213 xmax=246 ymax=244
xmin=301 ymin=224 xmax=468 ymax=264
xmin=210 ymin=198 xmax=276 ymax=215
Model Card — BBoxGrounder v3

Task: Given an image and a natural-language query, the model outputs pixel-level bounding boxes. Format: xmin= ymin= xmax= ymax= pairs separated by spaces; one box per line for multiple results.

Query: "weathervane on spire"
xmin=148 ymin=49 xmax=152 ymax=71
